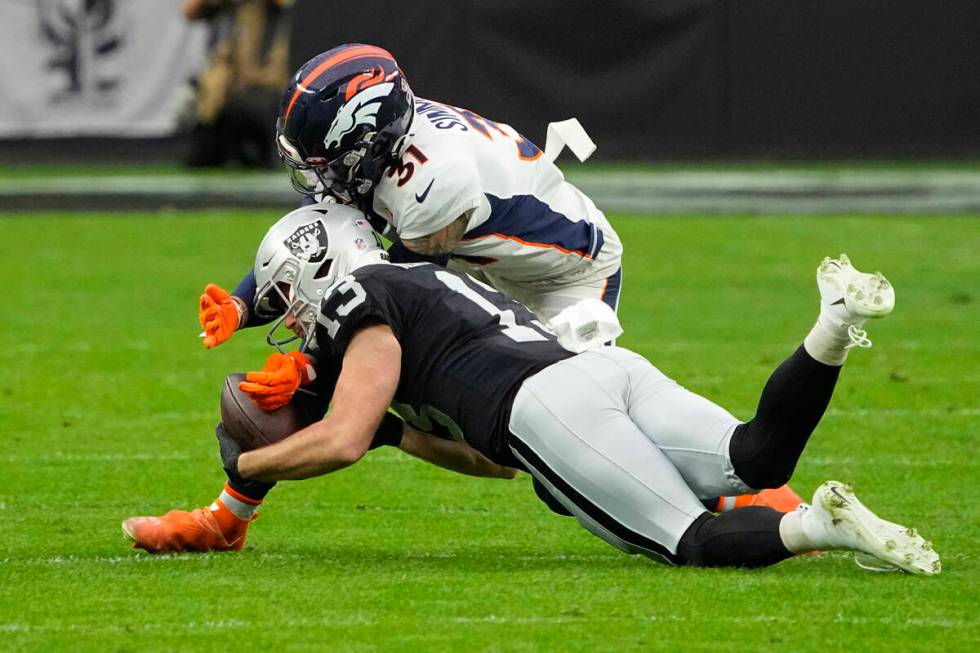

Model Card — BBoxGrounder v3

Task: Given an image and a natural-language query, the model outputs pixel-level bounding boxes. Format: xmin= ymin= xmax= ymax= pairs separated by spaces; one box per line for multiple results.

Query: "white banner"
xmin=0 ymin=0 xmax=207 ymax=137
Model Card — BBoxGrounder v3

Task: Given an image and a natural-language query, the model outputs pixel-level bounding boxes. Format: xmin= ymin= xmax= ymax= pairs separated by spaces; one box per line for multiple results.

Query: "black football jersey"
xmin=312 ymin=263 xmax=573 ymax=465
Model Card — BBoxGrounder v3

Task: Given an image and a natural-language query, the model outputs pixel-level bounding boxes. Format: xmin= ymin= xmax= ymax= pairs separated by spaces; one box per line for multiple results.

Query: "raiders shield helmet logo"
xmin=283 ymin=220 xmax=329 ymax=263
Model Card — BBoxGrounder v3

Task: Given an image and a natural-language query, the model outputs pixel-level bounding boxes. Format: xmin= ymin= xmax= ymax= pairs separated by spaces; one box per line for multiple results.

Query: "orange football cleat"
xmin=746 ymin=484 xmax=806 ymax=513
xmin=122 ymin=506 xmax=251 ymax=553
xmin=718 ymin=484 xmax=806 ymax=513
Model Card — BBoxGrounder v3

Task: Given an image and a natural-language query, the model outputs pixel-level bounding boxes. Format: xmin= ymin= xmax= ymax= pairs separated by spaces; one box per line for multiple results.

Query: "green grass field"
xmin=1 ymin=210 xmax=978 ymax=651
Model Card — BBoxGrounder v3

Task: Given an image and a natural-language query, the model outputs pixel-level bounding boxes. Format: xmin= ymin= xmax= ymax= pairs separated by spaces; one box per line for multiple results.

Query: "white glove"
xmin=547 ymin=298 xmax=623 ymax=353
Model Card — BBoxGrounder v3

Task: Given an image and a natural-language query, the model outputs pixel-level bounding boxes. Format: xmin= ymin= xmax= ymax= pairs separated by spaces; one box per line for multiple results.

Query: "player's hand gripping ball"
xmin=220 ymin=373 xmax=307 ymax=452
xmin=238 ymin=351 xmax=316 ymax=411
xmin=199 ymin=284 xmax=242 ymax=349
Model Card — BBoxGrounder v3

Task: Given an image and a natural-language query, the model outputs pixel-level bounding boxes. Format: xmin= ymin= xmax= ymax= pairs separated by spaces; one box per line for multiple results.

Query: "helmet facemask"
xmin=252 ymin=205 xmax=390 ymax=354
xmin=275 ymin=76 xmax=415 ymax=204
xmin=277 ymin=132 xmax=351 ymax=202
xmin=277 ymin=129 xmax=403 ymax=204
xmin=254 ymin=257 xmax=329 ymax=353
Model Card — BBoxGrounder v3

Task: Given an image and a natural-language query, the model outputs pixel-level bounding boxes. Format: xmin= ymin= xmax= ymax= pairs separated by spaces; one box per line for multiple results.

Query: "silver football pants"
xmin=508 ymin=346 xmax=751 ymax=560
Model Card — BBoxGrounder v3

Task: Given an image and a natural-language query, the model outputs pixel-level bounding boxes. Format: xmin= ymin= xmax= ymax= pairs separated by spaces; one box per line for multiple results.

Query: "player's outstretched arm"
xmin=234 ymin=324 xmax=401 ymax=481
xmin=398 ymin=425 xmax=519 ymax=479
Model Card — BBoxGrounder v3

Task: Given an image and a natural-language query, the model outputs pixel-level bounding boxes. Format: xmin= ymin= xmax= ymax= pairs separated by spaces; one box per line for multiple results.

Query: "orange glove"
xmin=199 ymin=284 xmax=243 ymax=349
xmin=239 ymin=351 xmax=316 ymax=411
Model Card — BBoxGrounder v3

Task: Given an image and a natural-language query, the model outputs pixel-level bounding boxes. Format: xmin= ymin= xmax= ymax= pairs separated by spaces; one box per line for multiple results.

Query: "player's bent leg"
xmin=509 ymin=356 xmax=708 ymax=563
xmin=726 ymin=345 xmax=842 ymax=489
xmin=601 ymin=344 xmax=812 ymax=513
xmin=602 ymin=348 xmax=753 ymax=499
xmin=509 ymin=362 xmax=799 ymax=569
xmin=698 ymin=255 xmax=894 ymax=504
xmin=728 ymin=250 xmax=896 ymax=489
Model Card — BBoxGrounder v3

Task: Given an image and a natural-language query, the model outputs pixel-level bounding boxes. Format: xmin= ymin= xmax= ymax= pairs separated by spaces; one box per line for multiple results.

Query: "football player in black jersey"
xmin=194 ymin=44 xmax=807 ymax=517
xmin=124 ymin=205 xmax=939 ymax=574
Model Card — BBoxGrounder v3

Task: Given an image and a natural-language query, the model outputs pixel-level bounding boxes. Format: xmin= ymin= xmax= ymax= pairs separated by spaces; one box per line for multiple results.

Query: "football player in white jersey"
xmin=278 ymin=44 xmax=622 ymax=329
xmin=202 ymin=43 xmax=623 ymax=350
xmin=197 ymin=43 xmax=800 ymax=513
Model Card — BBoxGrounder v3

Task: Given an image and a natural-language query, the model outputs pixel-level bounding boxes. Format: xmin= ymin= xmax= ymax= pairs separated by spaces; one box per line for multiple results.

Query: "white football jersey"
xmin=372 ymin=98 xmax=622 ymax=299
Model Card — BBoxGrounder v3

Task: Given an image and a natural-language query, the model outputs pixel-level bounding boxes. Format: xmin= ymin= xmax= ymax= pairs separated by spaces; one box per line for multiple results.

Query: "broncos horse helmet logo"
xmin=323 ymin=82 xmax=395 ymax=151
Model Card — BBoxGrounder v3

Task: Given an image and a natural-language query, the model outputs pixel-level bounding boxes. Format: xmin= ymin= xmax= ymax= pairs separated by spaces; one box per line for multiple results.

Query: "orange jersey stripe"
xmin=465 ymin=232 xmax=593 ymax=259
xmin=283 ymin=45 xmax=395 ymax=125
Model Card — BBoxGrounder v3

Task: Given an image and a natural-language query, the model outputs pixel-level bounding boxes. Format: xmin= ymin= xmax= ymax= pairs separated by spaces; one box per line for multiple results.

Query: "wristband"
xmin=231 ymin=296 xmax=248 ymax=329
xmin=369 ymin=412 xmax=404 ymax=450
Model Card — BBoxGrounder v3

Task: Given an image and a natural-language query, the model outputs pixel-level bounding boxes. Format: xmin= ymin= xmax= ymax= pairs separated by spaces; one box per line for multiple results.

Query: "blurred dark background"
xmin=1 ymin=0 xmax=978 ymax=164
xmin=289 ymin=0 xmax=980 ymax=160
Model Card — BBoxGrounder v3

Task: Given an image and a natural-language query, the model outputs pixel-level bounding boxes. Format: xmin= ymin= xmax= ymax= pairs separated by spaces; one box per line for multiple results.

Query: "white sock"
xmin=211 ymin=489 xmax=259 ymax=521
xmin=803 ymin=317 xmax=851 ymax=366
xmin=779 ymin=509 xmax=818 ymax=553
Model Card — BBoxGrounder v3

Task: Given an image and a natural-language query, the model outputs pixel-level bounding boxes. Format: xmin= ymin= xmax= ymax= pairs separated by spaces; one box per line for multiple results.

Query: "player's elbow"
xmin=333 ymin=433 xmax=371 ymax=467
xmin=302 ymin=421 xmax=368 ymax=473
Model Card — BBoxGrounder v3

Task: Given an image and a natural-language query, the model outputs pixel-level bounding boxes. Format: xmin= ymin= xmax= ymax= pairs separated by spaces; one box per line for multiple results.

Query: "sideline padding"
xmin=2 ymin=169 xmax=980 ymax=214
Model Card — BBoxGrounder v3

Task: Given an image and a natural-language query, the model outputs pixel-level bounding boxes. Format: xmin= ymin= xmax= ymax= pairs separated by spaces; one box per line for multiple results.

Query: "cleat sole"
xmin=817 ymin=253 xmax=895 ymax=323
xmin=843 ymin=272 xmax=895 ymax=319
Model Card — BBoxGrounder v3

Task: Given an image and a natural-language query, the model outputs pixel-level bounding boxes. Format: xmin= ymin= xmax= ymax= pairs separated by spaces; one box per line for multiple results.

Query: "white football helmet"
xmin=253 ymin=202 xmax=388 ymax=351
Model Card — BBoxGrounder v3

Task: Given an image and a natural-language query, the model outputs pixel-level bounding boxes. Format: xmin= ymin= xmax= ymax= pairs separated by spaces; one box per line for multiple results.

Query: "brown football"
xmin=220 ymin=373 xmax=307 ymax=451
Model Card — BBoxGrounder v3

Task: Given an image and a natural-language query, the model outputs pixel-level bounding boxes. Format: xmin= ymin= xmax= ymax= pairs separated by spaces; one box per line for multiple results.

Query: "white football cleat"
xmin=816 ymin=254 xmax=895 ymax=349
xmin=802 ymin=481 xmax=940 ymax=575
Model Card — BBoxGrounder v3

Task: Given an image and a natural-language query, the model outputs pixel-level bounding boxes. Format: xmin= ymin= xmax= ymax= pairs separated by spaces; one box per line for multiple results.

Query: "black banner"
xmin=291 ymin=0 xmax=980 ymax=159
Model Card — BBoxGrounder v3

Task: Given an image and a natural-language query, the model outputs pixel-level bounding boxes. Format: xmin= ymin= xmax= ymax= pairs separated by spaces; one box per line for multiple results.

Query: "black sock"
xmin=228 ymin=478 xmax=276 ymax=502
xmin=729 ymin=345 xmax=841 ymax=489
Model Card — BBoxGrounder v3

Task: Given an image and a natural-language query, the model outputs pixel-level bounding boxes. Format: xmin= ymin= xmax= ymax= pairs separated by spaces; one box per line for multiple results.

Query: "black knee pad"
xmin=675 ymin=508 xmax=790 ymax=568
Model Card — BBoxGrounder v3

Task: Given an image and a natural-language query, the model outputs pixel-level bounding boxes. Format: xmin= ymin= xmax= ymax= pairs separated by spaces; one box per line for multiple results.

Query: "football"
xmin=219 ymin=373 xmax=307 ymax=451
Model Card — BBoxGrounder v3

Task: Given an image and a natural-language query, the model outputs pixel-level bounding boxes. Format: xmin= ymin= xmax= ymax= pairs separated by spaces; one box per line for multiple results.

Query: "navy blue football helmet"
xmin=276 ymin=44 xmax=415 ymax=203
